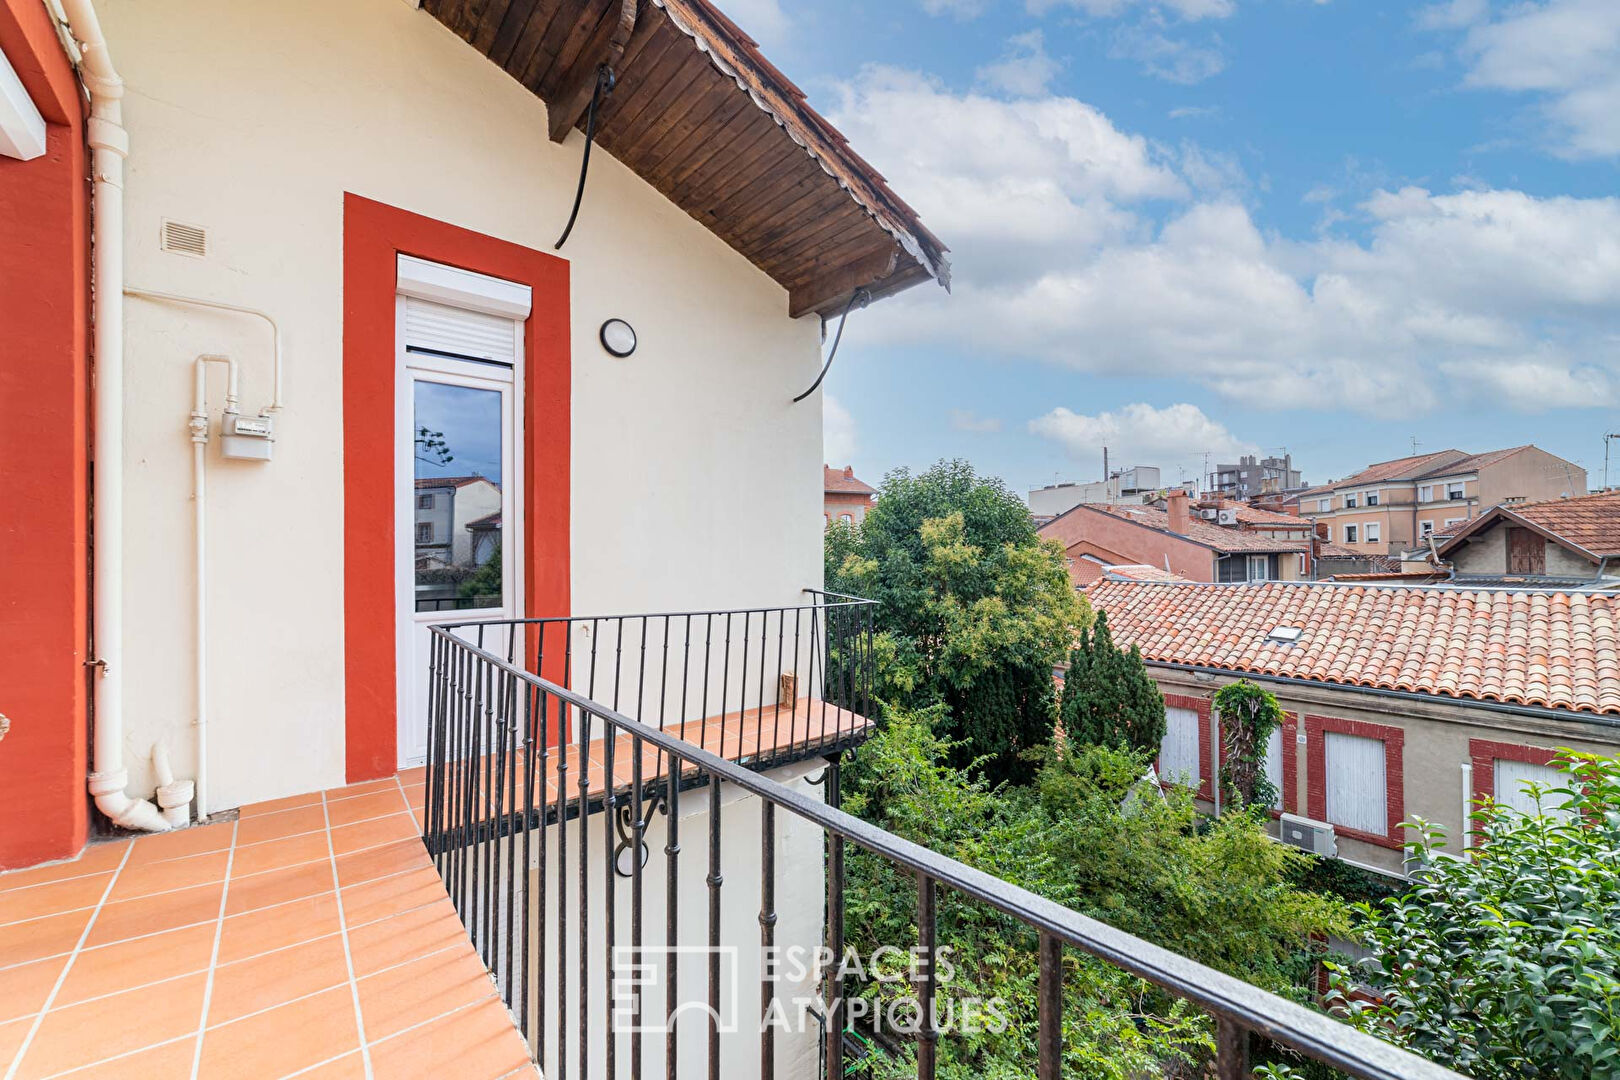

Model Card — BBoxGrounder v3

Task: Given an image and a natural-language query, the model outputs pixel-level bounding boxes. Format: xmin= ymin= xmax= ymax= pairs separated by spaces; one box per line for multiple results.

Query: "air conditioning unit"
xmin=1279 ymin=813 xmax=1337 ymax=857
xmin=1217 ymin=508 xmax=1239 ymax=526
xmin=1200 ymin=508 xmax=1219 ymax=520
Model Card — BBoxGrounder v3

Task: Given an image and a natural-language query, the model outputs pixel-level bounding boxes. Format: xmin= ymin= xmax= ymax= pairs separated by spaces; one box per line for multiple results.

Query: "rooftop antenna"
xmin=1604 ymin=433 xmax=1620 ymax=491
xmin=1410 ymin=434 xmax=1421 ymax=456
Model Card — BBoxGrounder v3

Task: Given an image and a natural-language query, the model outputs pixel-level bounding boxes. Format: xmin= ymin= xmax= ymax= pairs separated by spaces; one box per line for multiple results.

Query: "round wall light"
xmin=599 ymin=318 xmax=637 ymax=358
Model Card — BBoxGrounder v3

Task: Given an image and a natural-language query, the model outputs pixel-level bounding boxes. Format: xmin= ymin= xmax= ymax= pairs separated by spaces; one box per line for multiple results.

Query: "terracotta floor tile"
xmin=207 ymin=933 xmax=351 ymax=1026
xmin=224 ymin=862 xmax=332 ymax=917
xmin=237 ymin=791 xmax=323 ymax=819
xmin=367 ymin=997 xmax=533 ymax=1080
xmin=50 ymin=1035 xmax=197 ymax=1078
xmin=0 ymin=845 xmax=125 ymax=895
xmin=326 ymin=789 xmax=409 ymax=829
xmin=124 ymin=822 xmax=233 ymax=867
xmin=285 ymin=1050 xmax=366 ymax=1079
xmin=55 ymin=922 xmax=216 ymax=1008
xmin=397 ymin=766 xmax=426 ymax=784
xmin=334 ymin=840 xmax=427 ymax=889
xmin=14 ymin=971 xmax=206 ymax=1077
xmin=325 ymin=779 xmax=398 ymax=802
xmin=235 ymin=804 xmax=327 ymax=847
xmin=0 ymin=875 xmax=113 ymax=927
xmin=330 ymin=813 xmax=419 ymax=856
xmin=0 ymin=1015 xmax=35 ymax=1075
xmin=196 ymin=985 xmax=358 ymax=1079
xmin=347 ymin=900 xmax=463 ymax=978
xmin=356 ymin=947 xmax=496 ymax=1043
xmin=85 ymin=882 xmax=223 ymax=948
xmin=0 ymin=910 xmax=93 ymax=969
xmin=231 ymin=831 xmax=331 ymax=879
xmin=217 ymin=891 xmax=340 ymax=965
xmin=340 ymin=865 xmax=446 ymax=928
xmin=0 ymin=955 xmax=67 ymax=1024
xmin=105 ymin=850 xmax=229 ymax=903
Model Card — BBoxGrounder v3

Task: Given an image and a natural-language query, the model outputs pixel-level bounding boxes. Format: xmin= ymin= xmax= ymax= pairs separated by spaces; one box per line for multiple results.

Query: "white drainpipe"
xmin=187 ymin=354 xmax=238 ymax=820
xmin=61 ymin=0 xmax=171 ymax=832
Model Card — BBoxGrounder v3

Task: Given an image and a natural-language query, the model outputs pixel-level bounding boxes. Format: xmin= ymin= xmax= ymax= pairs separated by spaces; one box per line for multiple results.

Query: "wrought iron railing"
xmin=421 ymin=593 xmax=1464 ymax=1080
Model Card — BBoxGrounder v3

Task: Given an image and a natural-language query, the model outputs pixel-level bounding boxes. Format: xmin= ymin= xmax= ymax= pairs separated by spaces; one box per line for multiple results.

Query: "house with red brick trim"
xmin=824 ymin=464 xmax=876 ymax=525
xmin=1089 ymin=578 xmax=1620 ymax=874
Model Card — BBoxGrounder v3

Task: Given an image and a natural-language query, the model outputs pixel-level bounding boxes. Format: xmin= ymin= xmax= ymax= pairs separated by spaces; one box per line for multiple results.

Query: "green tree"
xmin=1334 ymin=752 xmax=1620 ymax=1080
xmin=1214 ymin=680 xmax=1284 ymax=810
xmin=827 ymin=460 xmax=1087 ymax=784
xmin=1057 ymin=610 xmax=1165 ymax=756
xmin=458 ymin=540 xmax=501 ymax=603
xmin=839 ymin=708 xmax=1347 ymax=1078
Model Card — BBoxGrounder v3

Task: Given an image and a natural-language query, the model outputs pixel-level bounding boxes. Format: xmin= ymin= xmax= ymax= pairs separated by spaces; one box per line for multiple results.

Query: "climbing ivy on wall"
xmin=1214 ymin=680 xmax=1285 ymax=810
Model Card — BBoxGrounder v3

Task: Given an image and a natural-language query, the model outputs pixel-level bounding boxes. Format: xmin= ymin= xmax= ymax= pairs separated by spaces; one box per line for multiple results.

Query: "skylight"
xmin=1266 ymin=626 xmax=1304 ymax=645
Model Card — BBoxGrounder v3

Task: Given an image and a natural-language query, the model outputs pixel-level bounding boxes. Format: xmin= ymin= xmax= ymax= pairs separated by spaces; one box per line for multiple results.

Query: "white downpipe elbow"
xmin=88 ymin=770 xmax=171 ymax=833
xmin=152 ymin=743 xmax=195 ymax=829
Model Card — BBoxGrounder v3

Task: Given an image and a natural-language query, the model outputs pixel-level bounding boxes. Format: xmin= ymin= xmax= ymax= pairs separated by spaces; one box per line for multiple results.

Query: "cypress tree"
xmin=1059 ymin=610 xmax=1166 ymax=755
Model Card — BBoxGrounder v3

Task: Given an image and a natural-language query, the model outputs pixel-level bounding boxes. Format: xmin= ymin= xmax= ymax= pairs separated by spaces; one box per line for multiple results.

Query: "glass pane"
xmin=413 ymin=380 xmax=504 ymax=613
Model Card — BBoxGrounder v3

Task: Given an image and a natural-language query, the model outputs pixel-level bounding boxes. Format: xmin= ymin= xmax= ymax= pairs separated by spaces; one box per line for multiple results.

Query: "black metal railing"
xmin=421 ymin=596 xmax=1464 ymax=1080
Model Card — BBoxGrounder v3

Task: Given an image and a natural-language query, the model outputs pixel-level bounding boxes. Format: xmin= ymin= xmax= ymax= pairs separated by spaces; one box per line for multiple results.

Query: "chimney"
xmin=843 ymin=466 xmax=854 ymax=479
xmin=1167 ymin=490 xmax=1191 ymax=534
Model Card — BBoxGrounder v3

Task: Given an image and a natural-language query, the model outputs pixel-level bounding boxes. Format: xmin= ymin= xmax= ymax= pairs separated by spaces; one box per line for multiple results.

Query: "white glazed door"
xmin=395 ymin=294 xmax=524 ymax=770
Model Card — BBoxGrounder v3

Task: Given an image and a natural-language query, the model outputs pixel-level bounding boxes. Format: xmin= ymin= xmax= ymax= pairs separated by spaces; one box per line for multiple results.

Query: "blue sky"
xmin=728 ymin=0 xmax=1620 ymax=495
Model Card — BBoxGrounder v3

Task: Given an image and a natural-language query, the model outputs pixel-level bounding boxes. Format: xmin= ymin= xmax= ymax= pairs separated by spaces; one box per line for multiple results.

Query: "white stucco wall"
xmin=104 ymin=0 xmax=825 ymax=811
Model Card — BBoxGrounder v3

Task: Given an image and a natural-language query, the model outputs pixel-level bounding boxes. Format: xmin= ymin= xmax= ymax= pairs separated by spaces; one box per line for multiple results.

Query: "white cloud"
xmin=1168 ymin=104 xmax=1222 ymax=120
xmin=828 ymin=69 xmax=1620 ymax=416
xmin=950 ymin=409 xmax=1005 ymax=433
xmin=1029 ymin=403 xmax=1255 ymax=480
xmin=976 ymin=31 xmax=1063 ymax=97
xmin=1430 ymin=0 xmax=1620 ymax=159
xmin=719 ymin=0 xmax=791 ymax=49
xmin=1109 ymin=22 xmax=1227 ymax=83
xmin=824 ymin=394 xmax=858 ymax=465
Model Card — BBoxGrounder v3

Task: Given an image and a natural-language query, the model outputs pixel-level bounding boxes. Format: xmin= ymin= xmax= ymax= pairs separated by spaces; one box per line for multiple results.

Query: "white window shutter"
xmin=403 ymin=297 xmax=522 ymax=365
xmin=1325 ymin=732 xmax=1386 ymax=834
xmin=1494 ymin=759 xmax=1571 ymax=821
xmin=1160 ymin=706 xmax=1201 ymax=787
xmin=1264 ymin=726 xmax=1284 ymax=810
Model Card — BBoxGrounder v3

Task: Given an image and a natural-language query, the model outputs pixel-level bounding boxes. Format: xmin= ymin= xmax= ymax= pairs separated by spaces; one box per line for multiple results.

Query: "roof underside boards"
xmin=1090 ymin=578 xmax=1620 ymax=716
xmin=425 ymin=0 xmax=949 ymax=319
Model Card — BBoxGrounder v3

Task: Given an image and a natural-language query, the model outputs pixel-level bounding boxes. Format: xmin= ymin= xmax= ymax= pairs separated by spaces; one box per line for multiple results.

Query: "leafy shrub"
xmin=1335 ymin=752 xmax=1620 ymax=1080
xmin=1057 ymin=609 xmax=1165 ymax=756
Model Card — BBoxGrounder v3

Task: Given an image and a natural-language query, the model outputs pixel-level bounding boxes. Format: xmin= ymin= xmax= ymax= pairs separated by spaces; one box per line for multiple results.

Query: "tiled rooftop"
xmin=824 ymin=465 xmax=876 ymax=496
xmin=1090 ymin=578 xmax=1620 ymax=715
xmin=1086 ymin=503 xmax=1311 ymax=554
xmin=0 ymin=773 xmax=538 ymax=1080
xmin=1442 ymin=490 xmax=1620 ymax=559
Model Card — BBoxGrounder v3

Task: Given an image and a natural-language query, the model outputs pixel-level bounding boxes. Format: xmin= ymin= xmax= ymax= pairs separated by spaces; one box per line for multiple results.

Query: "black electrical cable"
xmin=792 ymin=288 xmax=869 ymax=403
xmin=555 ymin=65 xmax=615 ymax=250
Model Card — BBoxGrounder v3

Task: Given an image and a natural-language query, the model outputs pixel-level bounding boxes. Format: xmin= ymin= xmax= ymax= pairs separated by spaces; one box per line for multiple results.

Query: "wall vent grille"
xmin=160 ymin=219 xmax=207 ymax=258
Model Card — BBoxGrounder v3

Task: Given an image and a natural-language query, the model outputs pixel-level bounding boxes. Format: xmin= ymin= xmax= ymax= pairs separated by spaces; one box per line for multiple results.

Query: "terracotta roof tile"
xmin=1480 ymin=490 xmax=1620 ymax=557
xmin=824 ymin=465 xmax=876 ymax=495
xmin=1086 ymin=503 xmax=1310 ymax=554
xmin=1090 ymin=579 xmax=1620 ymax=716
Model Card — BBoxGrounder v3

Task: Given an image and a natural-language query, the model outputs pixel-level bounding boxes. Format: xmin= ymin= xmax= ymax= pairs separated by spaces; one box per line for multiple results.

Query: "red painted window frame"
xmin=342 ymin=194 xmax=570 ymax=782
xmin=1161 ymin=693 xmax=1214 ymax=802
xmin=1306 ymin=714 xmax=1405 ymax=849
xmin=1469 ymin=738 xmax=1559 ymax=804
xmin=1209 ymin=706 xmax=1299 ymax=817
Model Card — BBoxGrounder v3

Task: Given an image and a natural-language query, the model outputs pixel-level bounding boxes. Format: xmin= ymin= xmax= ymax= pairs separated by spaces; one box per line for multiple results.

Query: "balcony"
xmin=0 ymin=593 xmax=1463 ymax=1079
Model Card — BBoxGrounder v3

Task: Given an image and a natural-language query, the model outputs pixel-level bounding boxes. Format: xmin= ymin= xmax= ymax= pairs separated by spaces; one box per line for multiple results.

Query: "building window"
xmin=1160 ymin=706 xmax=1201 ymax=788
xmin=840 ymin=513 xmax=853 ymax=523
xmin=417 ymin=493 xmax=433 ymax=510
xmin=1366 ymin=491 xmax=1380 ymax=506
xmin=1309 ymin=715 xmax=1404 ymax=847
xmin=1247 ymin=554 xmax=1272 ymax=581
xmin=1365 ymin=522 xmax=1381 ymax=543
xmin=1324 ymin=732 xmax=1387 ymax=835
xmin=1317 ymin=498 xmax=1331 ymax=512
xmin=1447 ymin=483 xmax=1465 ymax=500
xmin=1344 ymin=524 xmax=1358 ymax=543
xmin=1444 ymin=517 xmax=1464 ymax=528
xmin=415 ymin=522 xmax=433 ymax=543
xmin=1343 ymin=494 xmax=1358 ymax=509
xmin=1469 ymin=739 xmax=1571 ymax=825
xmin=1419 ymin=520 xmax=1434 ymax=538
xmin=1418 ymin=485 xmax=1433 ymax=502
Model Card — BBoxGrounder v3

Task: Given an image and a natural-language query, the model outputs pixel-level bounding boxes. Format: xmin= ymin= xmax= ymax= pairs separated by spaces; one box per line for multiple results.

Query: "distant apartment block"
xmin=1209 ymin=453 xmax=1305 ymax=500
xmin=825 ymin=464 xmax=876 ymax=525
xmin=1297 ymin=445 xmax=1586 ymax=558
xmin=1029 ymin=465 xmax=1196 ymax=516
